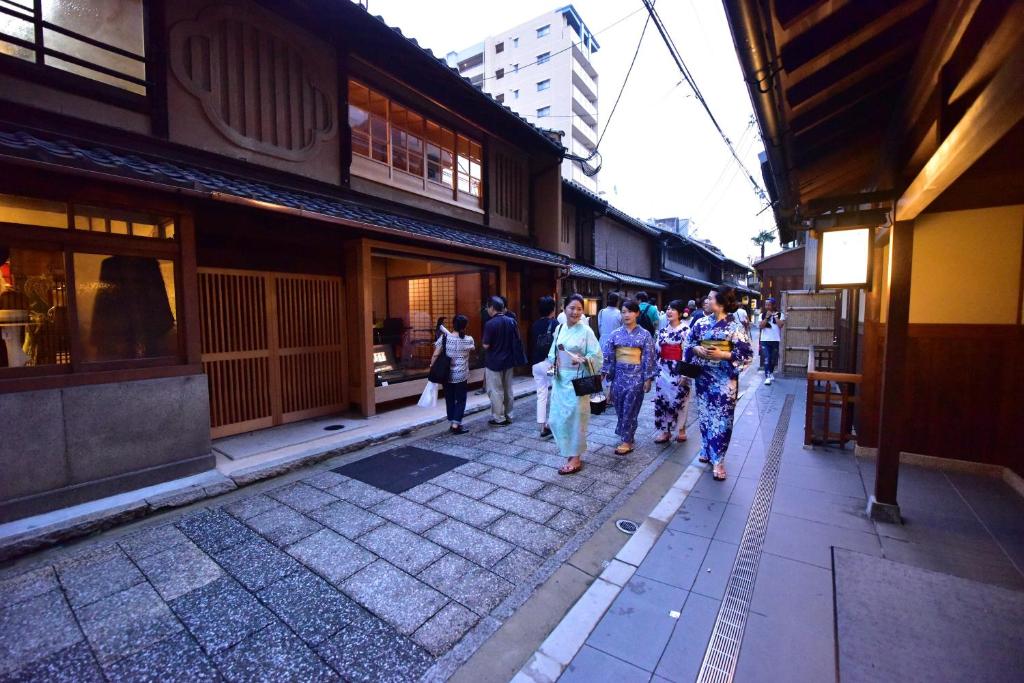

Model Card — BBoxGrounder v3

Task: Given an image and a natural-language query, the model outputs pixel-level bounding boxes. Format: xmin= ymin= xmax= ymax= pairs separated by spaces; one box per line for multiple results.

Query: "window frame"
xmin=537 ymin=51 xmax=550 ymax=65
xmin=537 ymin=24 xmax=550 ymax=38
xmin=0 ymin=0 xmax=150 ymax=111
xmin=537 ymin=79 xmax=550 ymax=92
xmin=0 ymin=191 xmax=186 ymax=380
xmin=495 ymin=67 xmax=504 ymax=80
xmin=494 ymin=41 xmax=504 ymax=53
xmin=537 ymin=106 xmax=550 ymax=118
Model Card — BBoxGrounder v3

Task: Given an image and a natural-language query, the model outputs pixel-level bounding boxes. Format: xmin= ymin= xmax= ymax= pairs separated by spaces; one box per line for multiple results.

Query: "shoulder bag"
xmin=570 ymin=332 xmax=602 ymax=397
xmin=428 ymin=334 xmax=451 ymax=384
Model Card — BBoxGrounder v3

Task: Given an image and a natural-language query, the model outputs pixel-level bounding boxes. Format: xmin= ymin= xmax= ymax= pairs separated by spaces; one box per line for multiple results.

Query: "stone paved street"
xmin=0 ymin=393 xmax=681 ymax=682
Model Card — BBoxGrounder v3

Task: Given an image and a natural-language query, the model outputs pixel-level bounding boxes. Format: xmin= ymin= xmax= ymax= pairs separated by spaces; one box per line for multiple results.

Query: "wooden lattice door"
xmin=199 ymin=269 xmax=347 ymax=438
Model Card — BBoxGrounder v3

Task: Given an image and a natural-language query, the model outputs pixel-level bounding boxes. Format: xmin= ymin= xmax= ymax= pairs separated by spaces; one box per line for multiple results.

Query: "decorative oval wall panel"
xmin=170 ymin=4 xmax=337 ymax=162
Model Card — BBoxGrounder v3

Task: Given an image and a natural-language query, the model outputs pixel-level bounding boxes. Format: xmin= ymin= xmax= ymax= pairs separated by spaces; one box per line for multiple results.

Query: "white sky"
xmin=363 ymin=0 xmax=779 ymax=264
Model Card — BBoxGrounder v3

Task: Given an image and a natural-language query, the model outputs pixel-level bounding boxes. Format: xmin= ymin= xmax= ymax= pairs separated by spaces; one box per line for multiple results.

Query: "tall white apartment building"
xmin=446 ymin=5 xmax=600 ymax=190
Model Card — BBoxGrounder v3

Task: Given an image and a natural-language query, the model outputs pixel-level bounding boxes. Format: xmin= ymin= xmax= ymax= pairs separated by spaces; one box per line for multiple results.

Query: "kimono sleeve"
xmin=684 ymin=319 xmax=702 ymax=363
xmin=600 ymin=328 xmax=614 ymax=375
xmin=585 ymin=327 xmax=604 ymax=374
xmin=642 ymin=330 xmax=658 ymax=381
xmin=547 ymin=324 xmax=559 ymax=364
xmin=729 ymin=320 xmax=754 ymax=371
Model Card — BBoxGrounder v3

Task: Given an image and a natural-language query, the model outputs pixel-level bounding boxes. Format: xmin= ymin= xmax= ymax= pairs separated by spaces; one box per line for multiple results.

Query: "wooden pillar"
xmin=869 ymin=220 xmax=913 ymax=523
xmin=344 ymin=238 xmax=374 ymax=416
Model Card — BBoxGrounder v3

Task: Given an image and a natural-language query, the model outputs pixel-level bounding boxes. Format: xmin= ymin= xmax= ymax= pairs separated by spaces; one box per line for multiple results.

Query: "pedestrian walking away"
xmin=601 ymin=298 xmax=657 ymax=456
xmin=596 ymin=290 xmax=622 ymax=344
xmin=760 ymin=296 xmax=785 ymax=385
xmin=653 ymin=300 xmax=692 ymax=444
xmin=430 ymin=314 xmax=475 ymax=434
xmin=635 ymin=291 xmax=660 ymax=336
xmin=686 ymin=286 xmax=753 ymax=480
xmin=529 ymin=295 xmax=558 ymax=439
xmin=547 ymin=293 xmax=603 ymax=475
xmin=481 ymin=295 xmax=523 ymax=426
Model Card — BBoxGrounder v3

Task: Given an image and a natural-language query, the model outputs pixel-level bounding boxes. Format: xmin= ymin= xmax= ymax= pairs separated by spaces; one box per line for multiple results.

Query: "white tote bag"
xmin=417 ymin=381 xmax=439 ymax=408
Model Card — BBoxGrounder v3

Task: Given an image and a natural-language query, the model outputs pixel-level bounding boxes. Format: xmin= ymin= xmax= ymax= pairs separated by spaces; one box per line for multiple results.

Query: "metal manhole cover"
xmin=615 ymin=519 xmax=639 ymax=535
xmin=332 ymin=446 xmax=467 ymax=494
xmin=323 ymin=424 xmax=345 ymax=431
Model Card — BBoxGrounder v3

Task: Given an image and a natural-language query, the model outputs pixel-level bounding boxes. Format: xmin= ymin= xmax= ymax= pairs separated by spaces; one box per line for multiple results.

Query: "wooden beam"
xmin=948 ymin=1 xmax=1024 ymax=104
xmin=806 ymin=190 xmax=897 ymax=214
xmin=896 ymin=39 xmax=1024 ymax=221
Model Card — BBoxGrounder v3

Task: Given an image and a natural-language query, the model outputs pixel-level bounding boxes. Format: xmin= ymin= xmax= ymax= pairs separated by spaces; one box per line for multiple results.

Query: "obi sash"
xmin=660 ymin=344 xmax=682 ymax=361
xmin=615 ymin=346 xmax=642 ymax=364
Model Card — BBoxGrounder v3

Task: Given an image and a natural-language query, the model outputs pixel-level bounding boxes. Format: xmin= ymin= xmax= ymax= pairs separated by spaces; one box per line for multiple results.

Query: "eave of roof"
xmin=602 ymin=269 xmax=667 ymax=290
xmin=604 ymin=204 xmax=661 ymax=237
xmin=751 ymin=245 xmax=804 ymax=268
xmin=0 ymin=129 xmax=566 ymax=266
xmin=568 ymin=262 xmax=618 ymax=283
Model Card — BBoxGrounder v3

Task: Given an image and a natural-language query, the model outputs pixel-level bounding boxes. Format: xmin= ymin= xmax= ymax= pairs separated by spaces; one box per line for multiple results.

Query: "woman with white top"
xmin=430 ymin=314 xmax=476 ymax=434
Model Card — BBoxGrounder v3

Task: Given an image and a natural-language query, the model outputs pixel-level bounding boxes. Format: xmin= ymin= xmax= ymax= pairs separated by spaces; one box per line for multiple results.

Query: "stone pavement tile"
xmin=476 ymin=452 xmax=533 ymax=474
xmin=712 ymin=503 xmax=749 ymax=544
xmin=562 ymin=644 xmax=652 ymax=683
xmin=177 ymin=508 xmax=257 ymax=554
xmin=56 ymin=545 xmax=144 ymax=608
xmin=728 ymin=475 xmax=759 ymax=508
xmin=428 ymin=491 xmax=505 ymax=528
xmin=548 ymin=509 xmax=586 ymax=535
xmin=781 ymin=449 xmax=860 ymax=473
xmin=582 ymin=480 xmax=621 ymax=503
xmin=327 ymin=478 xmax=394 ymax=508
xmin=433 ymin=471 xmax=498 ymax=499
xmin=488 ymin=514 xmax=567 ymax=558
xmin=287 ymin=529 xmax=376 ymax=585
xmin=102 ymin=630 xmax=218 ymax=682
xmin=637 ymin=529 xmax=711 ymax=590
xmin=77 ymin=582 xmax=183 ymax=665
xmin=0 ymin=641 xmax=102 ymax=683
xmin=301 ymin=470 xmax=350 ymax=491
xmin=518 ymin=450 xmax=569 ymax=469
xmin=245 ymin=505 xmax=323 ymax=547
xmin=536 ymin=485 xmax=604 ymax=517
xmin=401 ymin=482 xmax=446 ymax=504
xmin=137 ymin=540 xmax=223 ymax=601
xmin=419 ymin=553 xmax=514 ymax=615
xmin=0 ymin=590 xmax=83 ymax=676
xmin=267 ymin=482 xmax=339 ymax=513
xmin=878 ymin=535 xmax=1024 ymax=590
xmin=668 ymin=497 xmax=728 ymax=539
xmin=316 ymin=615 xmax=434 ymax=683
xmin=0 ymin=565 xmax=58 ymax=608
xmin=118 ymin=524 xmax=190 ymax=561
xmin=876 ymin=506 xmax=1004 ymax=556
xmin=764 ymin=512 xmax=882 ymax=570
xmin=456 ymin=461 xmax=491 ymax=477
xmin=258 ymin=571 xmax=367 ymax=646
xmin=492 ymin=547 xmax=544 ymax=585
xmin=412 ymin=601 xmax=479 ymax=656
xmin=523 ymin=464 xmax=593 ymax=492
xmin=357 ymin=523 xmax=446 ymax=575
xmin=587 ymin=576 xmax=688 ymax=672
xmin=479 ymin=468 xmax=546 ymax=495
xmin=425 ymin=519 xmax=514 ymax=569
xmin=422 ymin=440 xmax=479 ymax=460
xmin=483 ymin=488 xmax=559 ymax=524
xmin=212 ymin=622 xmax=338 ymax=683
xmin=170 ymin=576 xmax=276 ymax=655
xmin=749 ymin=552 xmax=834 ymax=628
xmin=371 ymin=496 xmax=446 ymax=533
xmin=689 ymin=540 xmax=738 ymax=600
xmin=687 ymin=470 xmax=738 ymax=503
xmin=224 ymin=494 xmax=282 ymax=521
xmin=654 ymin=592 xmax=719 ymax=683
xmin=733 ymin=610 xmax=834 ymax=683
xmin=777 ymin=462 xmax=866 ymax=498
xmin=341 ymin=560 xmax=447 ymax=636
xmin=310 ymin=499 xmax=385 ymax=540
xmin=585 ymin=464 xmax=632 ymax=488
xmin=214 ymin=536 xmax=303 ymax=592
xmin=771 ymin=482 xmax=874 ymax=533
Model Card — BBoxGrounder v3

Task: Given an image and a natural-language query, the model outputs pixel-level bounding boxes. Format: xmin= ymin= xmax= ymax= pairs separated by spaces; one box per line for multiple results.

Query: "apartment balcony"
xmin=571 ymin=87 xmax=597 ymax=127
xmin=571 ymin=118 xmax=596 ymax=151
xmin=571 ymin=56 xmax=598 ymax=103
xmin=571 ymin=41 xmax=599 ymax=79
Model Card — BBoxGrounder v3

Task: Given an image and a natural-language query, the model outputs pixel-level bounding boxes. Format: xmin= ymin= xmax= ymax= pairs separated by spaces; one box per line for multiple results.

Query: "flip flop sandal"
xmin=713 ymin=468 xmax=727 ymax=481
xmin=676 ymin=434 xmax=688 ymax=442
xmin=558 ymin=462 xmax=584 ymax=475
xmin=698 ymin=456 xmax=710 ymax=464
xmin=615 ymin=446 xmax=634 ymax=456
xmin=653 ymin=435 xmax=671 ymax=444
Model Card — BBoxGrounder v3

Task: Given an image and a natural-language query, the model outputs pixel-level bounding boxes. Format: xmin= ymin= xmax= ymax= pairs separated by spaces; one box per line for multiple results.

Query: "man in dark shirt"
xmin=482 ymin=295 xmax=519 ymax=425
xmin=529 ymin=296 xmax=558 ymax=438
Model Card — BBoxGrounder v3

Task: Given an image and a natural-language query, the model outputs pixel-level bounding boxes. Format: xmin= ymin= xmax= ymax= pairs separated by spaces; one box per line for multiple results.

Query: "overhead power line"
xmin=640 ymin=0 xmax=769 ymax=206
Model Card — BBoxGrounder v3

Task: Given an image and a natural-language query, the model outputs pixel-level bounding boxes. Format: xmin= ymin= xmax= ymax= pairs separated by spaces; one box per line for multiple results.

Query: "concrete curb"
xmin=0 ymin=384 xmax=537 ymax=562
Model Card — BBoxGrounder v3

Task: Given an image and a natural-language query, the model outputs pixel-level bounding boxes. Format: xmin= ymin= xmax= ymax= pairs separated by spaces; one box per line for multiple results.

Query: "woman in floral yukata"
xmin=654 ymin=300 xmax=692 ymax=444
xmin=601 ymin=299 xmax=657 ymax=456
xmin=686 ymin=286 xmax=753 ymax=481
xmin=548 ymin=294 xmax=603 ymax=475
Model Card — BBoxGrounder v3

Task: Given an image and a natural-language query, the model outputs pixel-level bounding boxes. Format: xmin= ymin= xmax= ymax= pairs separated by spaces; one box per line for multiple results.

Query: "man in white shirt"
xmin=596 ymin=291 xmax=622 ymax=343
xmin=759 ymin=297 xmax=785 ymax=385
xmin=734 ymin=305 xmax=750 ymax=335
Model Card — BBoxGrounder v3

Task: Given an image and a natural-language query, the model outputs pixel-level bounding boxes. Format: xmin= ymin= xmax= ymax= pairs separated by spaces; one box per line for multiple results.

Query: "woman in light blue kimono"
xmin=686 ymin=287 xmax=753 ymax=481
xmin=601 ymin=299 xmax=657 ymax=455
xmin=548 ymin=294 xmax=603 ymax=475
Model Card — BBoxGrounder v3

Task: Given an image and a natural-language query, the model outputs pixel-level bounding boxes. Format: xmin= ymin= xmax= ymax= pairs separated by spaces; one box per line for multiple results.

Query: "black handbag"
xmin=428 ymin=335 xmax=451 ymax=384
xmin=569 ymin=335 xmax=602 ymax=397
xmin=678 ymin=361 xmax=703 ymax=379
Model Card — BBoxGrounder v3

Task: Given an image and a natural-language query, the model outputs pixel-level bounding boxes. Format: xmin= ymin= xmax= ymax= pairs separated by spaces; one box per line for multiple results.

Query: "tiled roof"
xmin=602 ymin=269 xmax=667 ymax=290
xmin=604 ymin=204 xmax=662 ymax=237
xmin=568 ymin=262 xmax=618 ymax=283
xmin=0 ymin=129 xmax=566 ymax=265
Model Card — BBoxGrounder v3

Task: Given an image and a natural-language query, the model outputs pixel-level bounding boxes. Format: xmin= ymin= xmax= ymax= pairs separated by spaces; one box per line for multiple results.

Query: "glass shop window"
xmin=73 ymin=206 xmax=176 ymax=239
xmin=0 ymin=246 xmax=70 ymax=369
xmin=425 ymin=121 xmax=455 ymax=189
xmin=370 ymin=252 xmax=497 ymax=385
xmin=73 ymin=253 xmax=177 ymax=362
xmin=0 ymin=0 xmax=147 ymax=95
xmin=456 ymin=136 xmax=482 ymax=200
xmin=0 ymin=193 xmax=68 ymax=229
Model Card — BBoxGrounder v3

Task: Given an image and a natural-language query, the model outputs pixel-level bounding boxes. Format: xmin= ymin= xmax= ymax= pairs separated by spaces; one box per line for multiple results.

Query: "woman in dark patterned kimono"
xmin=653 ymin=300 xmax=692 ymax=444
xmin=601 ymin=299 xmax=657 ymax=455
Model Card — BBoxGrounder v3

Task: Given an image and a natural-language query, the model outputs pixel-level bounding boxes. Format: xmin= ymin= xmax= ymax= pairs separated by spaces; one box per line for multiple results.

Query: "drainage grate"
xmin=697 ymin=394 xmax=795 ymax=683
xmin=615 ymin=519 xmax=639 ymax=535
xmin=323 ymin=424 xmax=345 ymax=431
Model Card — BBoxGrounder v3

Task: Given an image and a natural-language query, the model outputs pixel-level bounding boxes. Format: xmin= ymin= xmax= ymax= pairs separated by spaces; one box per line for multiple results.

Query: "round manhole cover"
xmin=323 ymin=424 xmax=346 ymax=431
xmin=615 ymin=519 xmax=639 ymax=535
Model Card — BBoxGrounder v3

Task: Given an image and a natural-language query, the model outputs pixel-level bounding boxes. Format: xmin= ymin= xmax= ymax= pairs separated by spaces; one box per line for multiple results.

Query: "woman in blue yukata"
xmin=654 ymin=300 xmax=692 ymax=444
xmin=686 ymin=287 xmax=753 ymax=481
xmin=601 ymin=299 xmax=657 ymax=456
xmin=548 ymin=294 xmax=603 ymax=475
